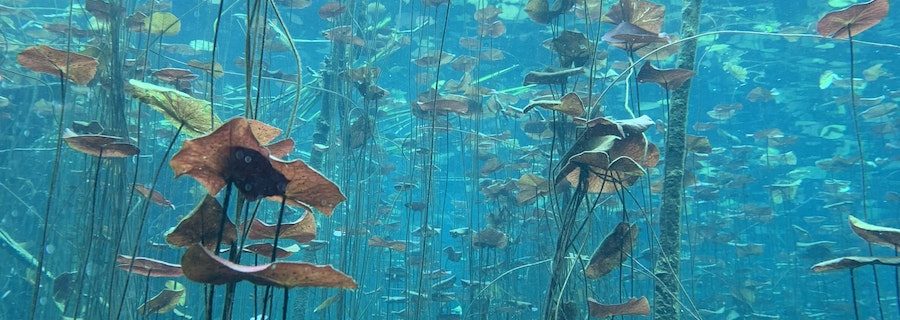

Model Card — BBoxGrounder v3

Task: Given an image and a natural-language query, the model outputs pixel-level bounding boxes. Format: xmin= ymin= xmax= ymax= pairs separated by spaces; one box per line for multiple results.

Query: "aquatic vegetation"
xmin=17 ymin=45 xmax=99 ymax=85
xmin=180 ymin=245 xmax=357 ymax=289
xmin=4 ymin=0 xmax=898 ymax=319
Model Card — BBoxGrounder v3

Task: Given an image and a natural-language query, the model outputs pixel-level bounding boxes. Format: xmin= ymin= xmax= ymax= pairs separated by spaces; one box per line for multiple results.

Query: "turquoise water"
xmin=0 ymin=0 xmax=897 ymax=319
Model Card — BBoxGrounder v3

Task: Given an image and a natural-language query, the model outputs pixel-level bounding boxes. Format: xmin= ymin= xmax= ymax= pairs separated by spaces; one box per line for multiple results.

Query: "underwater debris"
xmin=180 ymin=245 xmax=357 ymax=289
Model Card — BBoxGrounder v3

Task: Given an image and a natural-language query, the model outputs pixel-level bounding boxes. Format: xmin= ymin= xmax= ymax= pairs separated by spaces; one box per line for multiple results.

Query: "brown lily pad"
xmin=602 ymin=0 xmax=666 ymax=34
xmin=368 ymin=236 xmax=407 ymax=252
xmin=171 ymin=117 xmax=345 ymax=215
xmin=247 ymin=212 xmax=317 ymax=243
xmin=472 ymin=227 xmax=509 ymax=249
xmin=17 ymin=45 xmax=99 ymax=85
xmin=848 ymin=215 xmax=900 ymax=248
xmin=811 ymin=256 xmax=900 ymax=273
xmin=585 ymin=222 xmax=638 ymax=279
xmin=549 ymin=30 xmax=595 ymax=67
xmin=63 ymin=129 xmax=140 ymax=158
xmin=180 ymin=244 xmax=357 ymax=289
xmin=817 ymin=0 xmax=888 ymax=39
xmin=636 ymin=62 xmax=695 ymax=90
xmin=523 ymin=92 xmax=585 ymax=117
xmin=133 ymin=183 xmax=175 ymax=209
xmin=127 ymin=79 xmax=221 ymax=136
xmin=588 ymin=297 xmax=650 ymax=318
xmin=242 ymin=243 xmax=299 ymax=259
xmin=523 ymin=67 xmax=584 ymax=85
xmin=557 ymin=116 xmax=659 ymax=193
xmin=165 ymin=195 xmax=236 ymax=248
xmin=137 ymin=281 xmax=185 ymax=315
xmin=116 ymin=255 xmax=184 ymax=277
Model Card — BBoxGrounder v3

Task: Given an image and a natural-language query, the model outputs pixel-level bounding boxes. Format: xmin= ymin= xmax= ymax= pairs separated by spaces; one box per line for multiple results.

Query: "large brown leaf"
xmin=585 ymin=222 xmax=638 ymax=279
xmin=62 ymin=129 xmax=139 ymax=158
xmin=602 ymin=0 xmax=666 ymax=34
xmin=170 ymin=117 xmax=345 ymax=214
xmin=165 ymin=195 xmax=237 ymax=248
xmin=588 ymin=297 xmax=650 ymax=318
xmin=137 ymin=281 xmax=185 ymax=315
xmin=17 ymin=45 xmax=98 ymax=85
xmin=181 ymin=245 xmax=357 ymax=289
xmin=636 ymin=62 xmax=695 ymax=90
xmin=247 ymin=212 xmax=317 ymax=243
xmin=116 ymin=255 xmax=183 ymax=277
xmin=817 ymin=0 xmax=889 ymax=39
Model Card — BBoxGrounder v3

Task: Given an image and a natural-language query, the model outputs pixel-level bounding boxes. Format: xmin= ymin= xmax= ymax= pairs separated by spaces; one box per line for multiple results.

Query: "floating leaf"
xmin=817 ymin=0 xmax=889 ymax=39
xmin=127 ymin=79 xmax=221 ymax=136
xmin=588 ymin=297 xmax=650 ymax=318
xmin=170 ymin=118 xmax=345 ymax=215
xmin=116 ymin=255 xmax=183 ymax=277
xmin=180 ymin=245 xmax=357 ymax=289
xmin=585 ymin=222 xmax=638 ymax=279
xmin=165 ymin=195 xmax=236 ymax=248
xmin=602 ymin=0 xmax=666 ymax=34
xmin=63 ymin=129 xmax=139 ymax=158
xmin=137 ymin=281 xmax=186 ymax=315
xmin=523 ymin=92 xmax=585 ymax=117
xmin=144 ymin=12 xmax=181 ymax=36
xmin=367 ymin=236 xmax=407 ymax=252
xmin=133 ymin=183 xmax=175 ymax=209
xmin=17 ymin=45 xmax=99 ymax=85
xmin=472 ymin=227 xmax=509 ymax=249
xmin=247 ymin=213 xmax=317 ymax=243
xmin=636 ymin=62 xmax=695 ymax=90
xmin=811 ymin=256 xmax=900 ymax=272
xmin=848 ymin=215 xmax=900 ymax=248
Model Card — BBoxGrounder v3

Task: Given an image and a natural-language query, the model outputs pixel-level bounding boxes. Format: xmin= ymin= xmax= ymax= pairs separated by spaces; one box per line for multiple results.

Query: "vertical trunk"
xmin=652 ymin=0 xmax=701 ymax=319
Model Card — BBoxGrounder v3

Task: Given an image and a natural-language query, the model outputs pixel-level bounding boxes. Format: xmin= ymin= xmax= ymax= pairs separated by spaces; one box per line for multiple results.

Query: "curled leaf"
xmin=848 ymin=215 xmax=900 ymax=248
xmin=165 ymin=195 xmax=237 ymax=248
xmin=63 ymin=129 xmax=139 ymax=158
xmin=181 ymin=245 xmax=357 ymax=289
xmin=588 ymin=297 xmax=650 ymax=318
xmin=116 ymin=255 xmax=183 ymax=277
xmin=127 ymin=79 xmax=221 ymax=136
xmin=812 ymin=256 xmax=900 ymax=272
xmin=585 ymin=222 xmax=638 ymax=279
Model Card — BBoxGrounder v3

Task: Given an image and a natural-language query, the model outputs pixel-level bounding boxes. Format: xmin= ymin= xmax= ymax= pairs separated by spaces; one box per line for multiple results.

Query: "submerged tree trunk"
xmin=653 ymin=0 xmax=701 ymax=319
